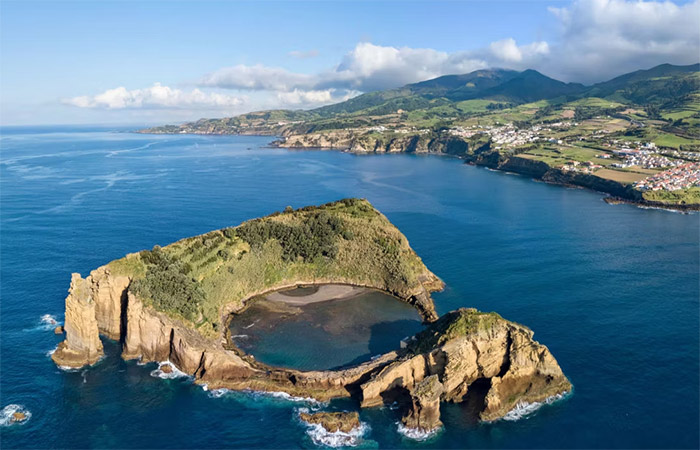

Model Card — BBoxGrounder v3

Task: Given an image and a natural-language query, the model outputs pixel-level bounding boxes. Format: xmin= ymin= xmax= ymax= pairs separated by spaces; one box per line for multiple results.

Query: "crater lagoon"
xmin=1 ymin=126 xmax=698 ymax=448
xmin=228 ymin=286 xmax=423 ymax=371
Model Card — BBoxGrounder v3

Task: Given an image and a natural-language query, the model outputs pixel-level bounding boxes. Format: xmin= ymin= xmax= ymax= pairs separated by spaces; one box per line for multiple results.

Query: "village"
xmin=634 ymin=163 xmax=700 ymax=191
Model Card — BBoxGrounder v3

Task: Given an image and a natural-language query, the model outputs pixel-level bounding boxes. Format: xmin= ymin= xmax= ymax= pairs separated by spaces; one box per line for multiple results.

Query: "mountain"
xmin=585 ymin=63 xmax=699 ymax=106
xmin=311 ymin=68 xmax=586 ymax=116
xmin=141 ymin=63 xmax=699 ymax=136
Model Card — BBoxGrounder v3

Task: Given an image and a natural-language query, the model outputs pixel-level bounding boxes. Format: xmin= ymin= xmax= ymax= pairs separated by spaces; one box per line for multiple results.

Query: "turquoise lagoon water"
xmin=0 ymin=126 xmax=698 ymax=448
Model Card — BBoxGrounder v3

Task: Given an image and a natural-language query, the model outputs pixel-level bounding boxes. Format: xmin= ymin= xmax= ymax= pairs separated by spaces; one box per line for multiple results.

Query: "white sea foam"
xmin=26 ymin=314 xmax=61 ymax=332
xmin=41 ymin=314 xmax=58 ymax=326
xmin=501 ymin=392 xmax=568 ymax=421
xmin=243 ymin=319 xmax=260 ymax=329
xmin=207 ymin=388 xmax=231 ymax=398
xmin=396 ymin=422 xmax=441 ymax=441
xmin=251 ymin=390 xmax=323 ymax=405
xmin=149 ymin=361 xmax=190 ymax=380
xmin=0 ymin=404 xmax=31 ymax=426
xmin=231 ymin=334 xmax=249 ymax=339
xmin=46 ymin=345 xmax=58 ymax=357
xmin=298 ymin=408 xmax=369 ymax=448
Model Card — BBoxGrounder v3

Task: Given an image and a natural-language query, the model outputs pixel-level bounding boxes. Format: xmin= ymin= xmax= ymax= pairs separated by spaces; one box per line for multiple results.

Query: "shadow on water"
xmin=329 ymin=319 xmax=424 ymax=370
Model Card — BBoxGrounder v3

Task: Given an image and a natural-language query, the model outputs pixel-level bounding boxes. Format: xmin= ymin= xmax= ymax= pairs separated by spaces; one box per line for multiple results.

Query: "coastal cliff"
xmin=52 ymin=199 xmax=570 ymax=426
xmin=279 ymin=131 xmax=482 ymax=158
xmin=52 ymin=269 xmax=130 ymax=367
xmin=359 ymin=308 xmax=570 ymax=422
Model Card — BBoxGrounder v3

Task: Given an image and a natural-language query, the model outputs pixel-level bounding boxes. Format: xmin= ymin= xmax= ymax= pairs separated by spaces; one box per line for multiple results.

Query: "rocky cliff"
xmin=52 ymin=268 xmax=130 ymax=367
xmin=359 ymin=309 xmax=571 ymax=422
xmin=279 ymin=131 xmax=482 ymax=158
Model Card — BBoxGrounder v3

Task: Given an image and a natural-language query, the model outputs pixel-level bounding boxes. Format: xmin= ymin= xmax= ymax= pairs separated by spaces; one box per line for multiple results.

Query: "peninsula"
xmin=52 ymin=199 xmax=571 ymax=431
xmin=140 ymin=63 xmax=700 ymax=210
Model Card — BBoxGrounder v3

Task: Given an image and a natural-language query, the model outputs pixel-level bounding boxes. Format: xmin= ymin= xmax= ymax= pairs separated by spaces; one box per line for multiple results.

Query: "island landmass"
xmin=52 ymin=199 xmax=571 ymax=432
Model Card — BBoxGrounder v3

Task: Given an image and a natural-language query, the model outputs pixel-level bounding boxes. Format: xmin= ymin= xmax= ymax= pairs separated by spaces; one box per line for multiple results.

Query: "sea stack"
xmin=51 ymin=273 xmax=104 ymax=367
xmin=402 ymin=375 xmax=444 ymax=432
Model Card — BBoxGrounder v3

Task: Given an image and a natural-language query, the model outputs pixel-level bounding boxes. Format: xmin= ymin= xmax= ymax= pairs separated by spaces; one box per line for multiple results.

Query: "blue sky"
xmin=1 ymin=0 xmax=698 ymax=125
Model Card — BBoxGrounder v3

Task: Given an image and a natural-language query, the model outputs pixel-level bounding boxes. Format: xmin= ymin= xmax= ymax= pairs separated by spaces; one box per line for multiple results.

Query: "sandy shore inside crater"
xmin=265 ymin=285 xmax=368 ymax=305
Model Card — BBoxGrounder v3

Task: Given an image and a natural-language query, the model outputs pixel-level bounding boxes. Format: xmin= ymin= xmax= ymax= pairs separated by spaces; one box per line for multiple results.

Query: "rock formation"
xmin=51 ymin=267 xmax=130 ymax=368
xmin=359 ymin=308 xmax=571 ymax=422
xmin=51 ymin=274 xmax=104 ymax=367
xmin=402 ymin=375 xmax=444 ymax=432
xmin=299 ymin=411 xmax=361 ymax=433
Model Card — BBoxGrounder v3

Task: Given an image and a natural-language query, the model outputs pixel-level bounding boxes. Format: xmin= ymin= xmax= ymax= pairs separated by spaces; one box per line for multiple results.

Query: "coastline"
xmin=265 ymin=284 xmax=369 ymax=305
xmin=137 ymin=129 xmax=697 ymax=212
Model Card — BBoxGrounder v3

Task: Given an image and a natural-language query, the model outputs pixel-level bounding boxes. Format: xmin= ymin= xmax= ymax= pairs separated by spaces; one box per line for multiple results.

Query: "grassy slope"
xmin=642 ymin=187 xmax=700 ymax=205
xmin=108 ymin=199 xmax=435 ymax=338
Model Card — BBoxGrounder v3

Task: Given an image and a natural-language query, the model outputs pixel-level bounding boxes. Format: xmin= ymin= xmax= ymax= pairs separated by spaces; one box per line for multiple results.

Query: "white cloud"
xmin=64 ymin=83 xmax=246 ymax=109
xmin=63 ymin=0 xmax=699 ymax=119
xmin=196 ymin=40 xmax=551 ymax=95
xmin=488 ymin=39 xmax=550 ymax=64
xmin=545 ymin=0 xmax=700 ymax=81
xmin=198 ymin=0 xmax=698 ymax=94
xmin=200 ymin=64 xmax=315 ymax=91
xmin=288 ymin=49 xmax=319 ymax=59
xmin=275 ymin=88 xmax=361 ymax=107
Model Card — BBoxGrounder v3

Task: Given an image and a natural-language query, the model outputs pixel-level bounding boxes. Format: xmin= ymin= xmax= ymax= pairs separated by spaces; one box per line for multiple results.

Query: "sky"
xmin=1 ymin=0 xmax=698 ymax=126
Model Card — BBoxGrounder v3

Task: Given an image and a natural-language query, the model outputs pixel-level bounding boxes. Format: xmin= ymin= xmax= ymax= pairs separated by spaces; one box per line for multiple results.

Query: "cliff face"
xmin=280 ymin=132 xmax=478 ymax=158
xmin=52 ymin=268 xmax=130 ymax=367
xmin=541 ymin=169 xmax=640 ymax=200
xmin=359 ymin=309 xmax=571 ymax=422
xmin=52 ymin=270 xmax=569 ymax=423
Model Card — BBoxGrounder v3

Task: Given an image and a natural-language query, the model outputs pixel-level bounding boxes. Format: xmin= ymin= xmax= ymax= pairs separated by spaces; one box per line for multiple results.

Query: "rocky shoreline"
xmin=277 ymin=138 xmax=697 ymax=212
xmin=52 ymin=266 xmax=570 ymax=428
xmin=136 ymin=127 xmax=696 ymax=211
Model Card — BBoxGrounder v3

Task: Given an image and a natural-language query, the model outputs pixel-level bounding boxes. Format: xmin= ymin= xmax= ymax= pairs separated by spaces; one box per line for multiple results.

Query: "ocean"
xmin=1 ymin=126 xmax=698 ymax=448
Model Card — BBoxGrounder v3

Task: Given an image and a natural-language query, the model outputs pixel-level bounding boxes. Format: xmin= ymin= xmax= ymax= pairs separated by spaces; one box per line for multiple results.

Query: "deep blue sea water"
xmin=1 ymin=126 xmax=698 ymax=448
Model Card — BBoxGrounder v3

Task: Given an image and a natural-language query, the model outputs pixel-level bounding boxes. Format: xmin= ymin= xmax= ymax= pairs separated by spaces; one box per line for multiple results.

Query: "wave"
xmin=250 ymin=390 xmax=324 ymax=405
xmin=501 ymin=391 xmax=569 ymax=421
xmin=208 ymin=388 xmax=231 ymax=399
xmin=298 ymin=408 xmax=369 ymax=448
xmin=5 ymin=170 xmax=167 ymax=222
xmin=41 ymin=314 xmax=58 ymax=325
xmin=149 ymin=361 xmax=191 ymax=380
xmin=25 ymin=314 xmax=61 ymax=332
xmin=231 ymin=334 xmax=249 ymax=339
xmin=396 ymin=422 xmax=441 ymax=441
xmin=243 ymin=319 xmax=260 ymax=329
xmin=46 ymin=345 xmax=58 ymax=358
xmin=201 ymin=385 xmax=325 ymax=406
xmin=200 ymin=384 xmax=231 ymax=398
xmin=0 ymin=404 xmax=31 ymax=426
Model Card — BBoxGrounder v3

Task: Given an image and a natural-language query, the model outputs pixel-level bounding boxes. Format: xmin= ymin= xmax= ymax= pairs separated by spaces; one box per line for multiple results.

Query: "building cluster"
xmin=635 ymin=163 xmax=700 ymax=191
xmin=447 ymin=126 xmax=483 ymax=138
xmin=561 ymin=160 xmax=603 ymax=174
xmin=611 ymin=153 xmax=681 ymax=169
xmin=370 ymin=126 xmax=431 ymax=135
xmin=659 ymin=149 xmax=700 ymax=162
xmin=605 ymin=140 xmax=657 ymax=153
xmin=450 ymin=124 xmax=543 ymax=148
